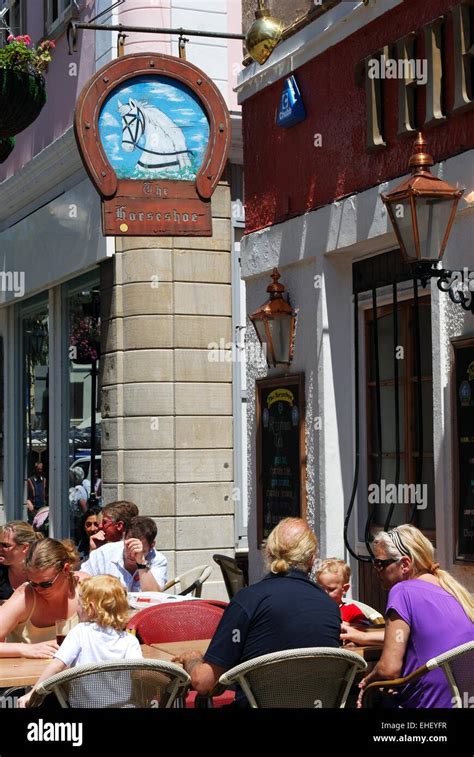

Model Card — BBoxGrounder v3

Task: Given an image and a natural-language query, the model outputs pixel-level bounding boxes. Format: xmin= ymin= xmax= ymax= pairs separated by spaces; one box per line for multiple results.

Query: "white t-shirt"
xmin=54 ymin=622 xmax=143 ymax=708
xmin=55 ymin=621 xmax=142 ymax=667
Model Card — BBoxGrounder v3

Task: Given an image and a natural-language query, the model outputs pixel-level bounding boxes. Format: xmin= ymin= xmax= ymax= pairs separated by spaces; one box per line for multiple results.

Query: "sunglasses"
xmin=28 ymin=570 xmax=62 ymax=589
xmin=371 ymin=557 xmax=400 ymax=572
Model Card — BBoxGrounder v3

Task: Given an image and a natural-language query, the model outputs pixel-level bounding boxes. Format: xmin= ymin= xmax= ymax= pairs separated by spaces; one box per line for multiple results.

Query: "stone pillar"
xmin=100 ymin=181 xmax=235 ymax=598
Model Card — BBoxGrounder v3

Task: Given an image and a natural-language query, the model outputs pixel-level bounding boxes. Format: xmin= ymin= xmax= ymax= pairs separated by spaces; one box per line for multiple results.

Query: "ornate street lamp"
xmin=382 ymin=133 xmax=473 ymax=310
xmin=250 ymin=268 xmax=296 ymax=367
xmin=245 ymin=1 xmax=284 ymax=65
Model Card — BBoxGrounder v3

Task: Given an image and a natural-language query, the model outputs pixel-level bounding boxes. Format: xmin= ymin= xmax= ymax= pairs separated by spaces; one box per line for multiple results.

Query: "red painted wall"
xmin=242 ymin=0 xmax=474 ymax=234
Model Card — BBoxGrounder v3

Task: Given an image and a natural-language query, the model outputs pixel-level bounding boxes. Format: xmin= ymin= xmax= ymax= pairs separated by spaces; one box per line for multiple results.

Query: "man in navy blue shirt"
xmin=174 ymin=518 xmax=341 ymax=698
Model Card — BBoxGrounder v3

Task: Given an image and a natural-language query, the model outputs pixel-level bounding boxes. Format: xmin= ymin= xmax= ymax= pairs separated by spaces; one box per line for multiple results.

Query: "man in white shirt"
xmin=81 ymin=516 xmax=167 ymax=592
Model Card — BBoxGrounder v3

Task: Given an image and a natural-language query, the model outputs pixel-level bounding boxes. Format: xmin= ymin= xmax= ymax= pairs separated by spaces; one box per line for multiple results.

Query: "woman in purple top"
xmin=358 ymin=524 xmax=474 ymax=708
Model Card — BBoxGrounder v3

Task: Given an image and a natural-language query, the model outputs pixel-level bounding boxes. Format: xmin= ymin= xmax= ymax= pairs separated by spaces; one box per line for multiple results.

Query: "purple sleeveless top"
xmin=387 ymin=579 xmax=474 ymax=708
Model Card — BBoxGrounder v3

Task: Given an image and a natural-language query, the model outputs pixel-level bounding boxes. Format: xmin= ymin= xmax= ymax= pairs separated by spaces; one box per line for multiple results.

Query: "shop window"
xmin=67 ymin=275 xmax=101 ymax=542
xmin=21 ymin=299 xmax=49 ymax=519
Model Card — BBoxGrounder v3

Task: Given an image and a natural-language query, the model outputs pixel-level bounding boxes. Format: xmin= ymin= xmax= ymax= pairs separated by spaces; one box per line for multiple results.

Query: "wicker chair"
xmin=361 ymin=639 xmax=474 ymax=708
xmin=164 ymin=565 xmax=212 ymax=598
xmin=350 ymin=600 xmax=385 ymax=624
xmin=213 ymin=554 xmax=247 ymax=599
xmin=219 ymin=647 xmax=367 ymax=708
xmin=24 ymin=659 xmax=190 ymax=709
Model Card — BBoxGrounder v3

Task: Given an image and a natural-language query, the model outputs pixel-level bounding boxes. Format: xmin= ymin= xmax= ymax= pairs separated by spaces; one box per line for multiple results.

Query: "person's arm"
xmin=340 ymin=622 xmax=385 ymax=646
xmin=173 ymin=651 xmax=225 ymax=695
xmin=0 ymin=586 xmax=59 ymax=659
xmin=357 ymin=611 xmax=409 ymax=706
xmin=125 ymin=540 xmax=165 ymax=592
xmin=17 ymin=658 xmax=67 ymax=707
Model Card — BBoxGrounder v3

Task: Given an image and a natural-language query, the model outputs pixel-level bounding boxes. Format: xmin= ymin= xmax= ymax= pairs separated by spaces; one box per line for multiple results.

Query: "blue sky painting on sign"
xmin=98 ymin=75 xmax=210 ymax=181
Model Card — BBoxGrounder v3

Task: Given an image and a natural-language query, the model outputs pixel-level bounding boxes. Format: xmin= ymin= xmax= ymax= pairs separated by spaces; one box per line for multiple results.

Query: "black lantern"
xmin=250 ymin=268 xmax=296 ymax=367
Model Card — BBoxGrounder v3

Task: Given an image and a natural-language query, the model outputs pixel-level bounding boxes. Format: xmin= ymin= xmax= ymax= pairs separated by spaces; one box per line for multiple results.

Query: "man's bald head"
xmin=264 ymin=518 xmax=318 ymax=575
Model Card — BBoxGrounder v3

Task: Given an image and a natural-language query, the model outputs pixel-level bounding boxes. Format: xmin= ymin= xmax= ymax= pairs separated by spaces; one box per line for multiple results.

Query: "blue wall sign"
xmin=276 ymin=76 xmax=306 ymax=128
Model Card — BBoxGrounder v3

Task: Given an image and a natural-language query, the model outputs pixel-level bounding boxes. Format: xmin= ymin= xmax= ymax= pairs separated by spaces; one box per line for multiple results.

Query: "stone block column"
xmin=100 ymin=181 xmax=235 ymax=597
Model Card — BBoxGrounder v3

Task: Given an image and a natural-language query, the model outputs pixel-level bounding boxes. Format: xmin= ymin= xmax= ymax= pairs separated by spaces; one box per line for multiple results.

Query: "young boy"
xmin=315 ymin=558 xmax=367 ymax=624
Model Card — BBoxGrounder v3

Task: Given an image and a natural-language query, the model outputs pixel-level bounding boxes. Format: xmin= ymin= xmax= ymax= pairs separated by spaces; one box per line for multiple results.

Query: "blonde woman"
xmin=358 ymin=524 xmax=474 ymax=708
xmin=0 ymin=538 xmax=88 ymax=658
xmin=0 ymin=521 xmax=43 ymax=601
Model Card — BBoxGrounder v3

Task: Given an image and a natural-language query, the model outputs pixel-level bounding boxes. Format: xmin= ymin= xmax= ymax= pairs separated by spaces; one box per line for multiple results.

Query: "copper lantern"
xmin=382 ymin=132 xmax=463 ymax=264
xmin=250 ymin=268 xmax=296 ymax=367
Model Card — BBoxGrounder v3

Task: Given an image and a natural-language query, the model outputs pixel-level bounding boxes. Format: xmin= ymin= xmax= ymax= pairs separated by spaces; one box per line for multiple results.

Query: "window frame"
xmin=44 ymin=0 xmax=78 ymax=40
xmin=364 ymin=294 xmax=435 ymax=541
xmin=0 ymin=0 xmax=27 ymax=44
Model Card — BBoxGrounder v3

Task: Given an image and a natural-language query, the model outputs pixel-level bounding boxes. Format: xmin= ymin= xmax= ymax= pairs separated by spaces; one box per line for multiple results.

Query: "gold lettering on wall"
xmin=452 ymin=2 xmax=474 ymax=113
xmin=397 ymin=33 xmax=418 ymax=135
xmin=424 ymin=17 xmax=446 ymax=126
xmin=364 ymin=47 xmax=387 ymax=150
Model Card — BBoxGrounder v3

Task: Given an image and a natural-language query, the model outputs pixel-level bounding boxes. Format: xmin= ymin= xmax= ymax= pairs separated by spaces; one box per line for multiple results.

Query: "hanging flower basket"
xmin=0 ymin=68 xmax=46 ymax=138
xmin=0 ymin=135 xmax=15 ymax=163
xmin=0 ymin=35 xmax=55 ymax=138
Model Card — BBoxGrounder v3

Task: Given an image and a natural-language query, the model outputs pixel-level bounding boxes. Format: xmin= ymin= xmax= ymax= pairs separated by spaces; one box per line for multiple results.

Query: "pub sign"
xmin=74 ymin=53 xmax=230 ymax=236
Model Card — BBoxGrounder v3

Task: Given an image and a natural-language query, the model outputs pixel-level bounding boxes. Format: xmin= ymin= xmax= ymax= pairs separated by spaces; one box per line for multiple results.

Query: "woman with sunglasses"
xmin=0 ymin=538 xmax=88 ymax=658
xmin=357 ymin=524 xmax=474 ymax=708
xmin=0 ymin=521 xmax=43 ymax=602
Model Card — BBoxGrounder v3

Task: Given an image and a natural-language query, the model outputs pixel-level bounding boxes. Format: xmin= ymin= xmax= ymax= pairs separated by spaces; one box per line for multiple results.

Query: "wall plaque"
xmin=256 ymin=374 xmax=306 ymax=544
xmin=74 ymin=54 xmax=230 ymax=236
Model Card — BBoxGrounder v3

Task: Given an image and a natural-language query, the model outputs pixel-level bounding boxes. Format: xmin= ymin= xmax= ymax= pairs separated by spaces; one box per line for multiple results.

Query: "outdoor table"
xmin=347 ymin=644 xmax=383 ymax=663
xmin=0 ymin=657 xmax=50 ymax=688
xmin=0 ymin=645 xmax=182 ymax=688
xmin=149 ymin=639 xmax=211 ymax=663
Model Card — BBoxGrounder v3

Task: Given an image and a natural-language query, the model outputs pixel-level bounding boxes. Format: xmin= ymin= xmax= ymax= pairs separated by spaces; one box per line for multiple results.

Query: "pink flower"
xmin=7 ymin=35 xmax=14 ymax=42
xmin=23 ymin=35 xmax=31 ymax=45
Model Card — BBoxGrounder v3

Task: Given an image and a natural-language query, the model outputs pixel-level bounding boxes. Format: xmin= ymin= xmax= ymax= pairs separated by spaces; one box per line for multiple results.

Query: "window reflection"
xmin=22 ymin=304 xmax=49 ymax=526
xmin=68 ymin=279 xmax=101 ymax=543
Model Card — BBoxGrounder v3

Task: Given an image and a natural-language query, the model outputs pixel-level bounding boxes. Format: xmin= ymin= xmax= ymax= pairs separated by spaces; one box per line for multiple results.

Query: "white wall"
xmin=242 ymin=150 xmax=474 ymax=591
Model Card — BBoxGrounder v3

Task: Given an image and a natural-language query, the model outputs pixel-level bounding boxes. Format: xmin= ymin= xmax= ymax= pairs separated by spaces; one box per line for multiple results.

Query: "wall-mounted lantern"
xmin=250 ymin=268 xmax=296 ymax=367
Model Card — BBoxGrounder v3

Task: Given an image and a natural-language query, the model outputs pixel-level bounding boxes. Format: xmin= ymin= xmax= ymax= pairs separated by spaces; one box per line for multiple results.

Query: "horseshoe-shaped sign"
xmin=75 ymin=53 xmax=231 ymax=236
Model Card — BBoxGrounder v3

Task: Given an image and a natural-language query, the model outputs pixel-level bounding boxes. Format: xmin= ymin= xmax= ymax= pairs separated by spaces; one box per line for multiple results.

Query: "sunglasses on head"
xmin=371 ymin=557 xmax=400 ymax=571
xmin=28 ymin=570 xmax=62 ymax=589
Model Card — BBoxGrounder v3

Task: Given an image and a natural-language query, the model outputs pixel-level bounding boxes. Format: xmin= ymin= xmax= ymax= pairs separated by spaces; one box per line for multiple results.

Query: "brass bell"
xmin=246 ymin=1 xmax=284 ymax=65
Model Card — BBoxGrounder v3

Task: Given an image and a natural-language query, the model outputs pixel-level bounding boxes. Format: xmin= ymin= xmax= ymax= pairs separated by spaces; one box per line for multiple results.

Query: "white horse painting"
xmin=118 ymin=98 xmax=193 ymax=172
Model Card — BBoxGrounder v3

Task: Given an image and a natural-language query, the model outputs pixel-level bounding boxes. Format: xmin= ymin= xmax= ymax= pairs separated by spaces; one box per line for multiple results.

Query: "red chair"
xmin=127 ymin=601 xmax=235 ymax=708
xmin=199 ymin=599 xmax=229 ymax=611
xmin=127 ymin=601 xmax=224 ymax=644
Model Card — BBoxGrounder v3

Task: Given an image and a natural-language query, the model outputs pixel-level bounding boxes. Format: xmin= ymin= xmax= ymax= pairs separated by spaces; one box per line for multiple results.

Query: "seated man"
xmin=175 ymin=517 xmax=341 ymax=701
xmin=88 ymin=500 xmax=139 ymax=551
xmin=81 ymin=516 xmax=167 ymax=592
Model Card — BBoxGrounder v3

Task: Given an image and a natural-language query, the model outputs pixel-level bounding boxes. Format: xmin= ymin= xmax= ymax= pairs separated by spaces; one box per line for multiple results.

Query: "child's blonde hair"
xmin=315 ymin=558 xmax=351 ymax=584
xmin=79 ymin=575 xmax=130 ymax=631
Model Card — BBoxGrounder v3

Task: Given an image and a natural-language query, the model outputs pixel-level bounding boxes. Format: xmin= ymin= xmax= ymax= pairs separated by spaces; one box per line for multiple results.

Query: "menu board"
xmin=256 ymin=375 xmax=306 ymax=543
xmin=453 ymin=339 xmax=474 ymax=561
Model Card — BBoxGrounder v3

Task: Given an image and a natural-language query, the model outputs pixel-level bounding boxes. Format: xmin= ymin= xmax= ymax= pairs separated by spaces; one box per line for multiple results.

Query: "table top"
xmin=149 ymin=639 xmax=211 ymax=662
xmin=346 ymin=644 xmax=383 ymax=662
xmin=0 ymin=640 xmax=380 ymax=687
xmin=0 ymin=644 xmax=190 ymax=687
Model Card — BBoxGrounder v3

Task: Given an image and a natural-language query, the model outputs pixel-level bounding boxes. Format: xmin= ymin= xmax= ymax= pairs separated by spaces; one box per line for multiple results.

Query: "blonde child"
xmin=18 ymin=574 xmax=141 ymax=707
xmin=315 ymin=558 xmax=367 ymax=624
